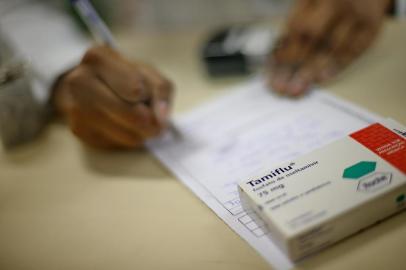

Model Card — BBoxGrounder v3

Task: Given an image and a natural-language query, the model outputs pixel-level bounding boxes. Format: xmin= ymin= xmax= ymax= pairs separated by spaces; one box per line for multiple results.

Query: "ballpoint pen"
xmin=71 ymin=0 xmax=180 ymax=137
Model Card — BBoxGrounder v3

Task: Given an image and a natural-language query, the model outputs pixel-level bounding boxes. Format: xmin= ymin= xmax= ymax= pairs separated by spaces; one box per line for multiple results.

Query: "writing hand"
xmin=53 ymin=45 xmax=174 ymax=149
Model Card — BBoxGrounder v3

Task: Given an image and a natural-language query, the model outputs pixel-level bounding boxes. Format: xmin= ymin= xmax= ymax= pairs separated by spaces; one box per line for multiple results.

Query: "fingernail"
xmin=156 ymin=100 xmax=169 ymax=124
xmin=273 ymin=77 xmax=287 ymax=94
xmin=288 ymin=78 xmax=306 ymax=96
xmin=320 ymin=67 xmax=337 ymax=82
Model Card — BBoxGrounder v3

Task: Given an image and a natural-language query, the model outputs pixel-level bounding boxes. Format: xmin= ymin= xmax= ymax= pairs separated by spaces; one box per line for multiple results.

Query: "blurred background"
xmin=78 ymin=0 xmax=293 ymax=33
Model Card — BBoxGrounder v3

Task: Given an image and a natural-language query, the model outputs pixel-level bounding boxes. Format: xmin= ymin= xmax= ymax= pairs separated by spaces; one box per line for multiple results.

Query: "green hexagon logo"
xmin=343 ymin=161 xmax=376 ymax=179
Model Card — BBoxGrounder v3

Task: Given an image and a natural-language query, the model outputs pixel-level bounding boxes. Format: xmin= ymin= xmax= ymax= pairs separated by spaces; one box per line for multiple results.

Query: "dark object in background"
xmin=202 ymin=27 xmax=248 ymax=77
xmin=202 ymin=26 xmax=275 ymax=78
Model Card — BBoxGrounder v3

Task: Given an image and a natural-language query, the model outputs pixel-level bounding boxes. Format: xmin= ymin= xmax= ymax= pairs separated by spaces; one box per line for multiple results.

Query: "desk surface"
xmin=0 ymin=20 xmax=405 ymax=270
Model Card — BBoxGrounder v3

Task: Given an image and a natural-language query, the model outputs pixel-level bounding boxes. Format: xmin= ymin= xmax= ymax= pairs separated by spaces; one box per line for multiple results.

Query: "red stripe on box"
xmin=350 ymin=123 xmax=406 ymax=174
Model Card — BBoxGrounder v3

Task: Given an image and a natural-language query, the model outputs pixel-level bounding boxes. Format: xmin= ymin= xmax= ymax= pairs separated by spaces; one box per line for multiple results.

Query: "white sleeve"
xmin=0 ymin=1 xmax=90 ymax=104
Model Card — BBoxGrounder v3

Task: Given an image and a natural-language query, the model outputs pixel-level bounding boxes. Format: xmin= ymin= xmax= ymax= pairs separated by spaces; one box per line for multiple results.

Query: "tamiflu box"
xmin=238 ymin=120 xmax=406 ymax=261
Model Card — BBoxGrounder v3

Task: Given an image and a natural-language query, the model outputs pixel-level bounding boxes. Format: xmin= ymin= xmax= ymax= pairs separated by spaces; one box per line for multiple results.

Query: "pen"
xmin=71 ymin=0 xmax=118 ymax=49
xmin=71 ymin=0 xmax=180 ymax=137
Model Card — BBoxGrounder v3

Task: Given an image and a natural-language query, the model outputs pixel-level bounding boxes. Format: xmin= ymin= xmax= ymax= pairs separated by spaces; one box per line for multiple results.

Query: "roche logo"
xmin=343 ymin=161 xmax=376 ymax=179
xmin=357 ymin=172 xmax=392 ymax=192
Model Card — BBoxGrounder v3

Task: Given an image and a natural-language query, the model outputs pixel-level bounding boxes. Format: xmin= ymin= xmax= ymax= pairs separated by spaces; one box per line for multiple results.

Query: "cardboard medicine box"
xmin=239 ymin=120 xmax=406 ymax=261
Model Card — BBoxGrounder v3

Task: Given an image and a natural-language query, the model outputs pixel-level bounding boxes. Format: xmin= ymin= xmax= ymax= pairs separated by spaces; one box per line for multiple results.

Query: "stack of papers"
xmin=147 ymin=78 xmax=382 ymax=269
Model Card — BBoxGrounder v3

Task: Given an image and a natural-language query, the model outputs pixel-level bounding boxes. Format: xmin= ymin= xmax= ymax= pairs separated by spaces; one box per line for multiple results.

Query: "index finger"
xmin=81 ymin=46 xmax=150 ymax=103
xmin=136 ymin=64 xmax=174 ymax=127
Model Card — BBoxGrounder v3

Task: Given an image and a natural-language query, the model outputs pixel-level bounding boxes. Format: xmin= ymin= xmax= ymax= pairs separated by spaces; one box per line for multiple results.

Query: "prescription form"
xmin=147 ymin=78 xmax=382 ymax=269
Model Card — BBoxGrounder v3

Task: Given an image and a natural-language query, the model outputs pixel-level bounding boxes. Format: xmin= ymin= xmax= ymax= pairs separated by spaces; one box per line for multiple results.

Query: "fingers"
xmin=80 ymin=45 xmax=174 ymax=126
xmin=270 ymin=46 xmax=339 ymax=96
xmin=81 ymin=46 xmax=149 ymax=103
xmin=286 ymin=0 xmax=336 ymax=51
xmin=53 ymin=44 xmax=175 ymax=150
xmin=135 ymin=63 xmax=174 ymax=127
xmin=291 ymin=52 xmax=339 ymax=96
xmin=269 ymin=66 xmax=294 ymax=95
xmin=68 ymin=107 xmax=145 ymax=149
xmin=269 ymin=0 xmax=339 ymax=96
xmin=58 ymin=66 xmax=164 ymax=149
xmin=73 ymin=66 xmax=161 ymax=137
xmin=270 ymin=49 xmax=340 ymax=97
xmin=328 ymin=20 xmax=354 ymax=55
xmin=333 ymin=25 xmax=380 ymax=68
xmin=268 ymin=0 xmax=387 ymax=97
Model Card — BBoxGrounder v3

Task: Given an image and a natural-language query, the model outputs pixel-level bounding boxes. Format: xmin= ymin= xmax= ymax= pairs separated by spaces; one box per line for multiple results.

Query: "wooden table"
xmin=0 ymin=19 xmax=405 ymax=270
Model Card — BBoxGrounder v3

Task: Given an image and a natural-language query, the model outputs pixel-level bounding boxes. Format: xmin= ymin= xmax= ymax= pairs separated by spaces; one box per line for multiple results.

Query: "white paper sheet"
xmin=147 ymin=78 xmax=382 ymax=269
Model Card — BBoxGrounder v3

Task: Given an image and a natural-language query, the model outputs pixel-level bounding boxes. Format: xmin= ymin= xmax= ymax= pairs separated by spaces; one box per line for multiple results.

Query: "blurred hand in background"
xmin=268 ymin=0 xmax=390 ymax=96
xmin=53 ymin=45 xmax=174 ymax=149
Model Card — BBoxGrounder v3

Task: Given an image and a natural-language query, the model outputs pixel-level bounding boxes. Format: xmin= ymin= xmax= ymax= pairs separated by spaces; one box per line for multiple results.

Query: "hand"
xmin=268 ymin=0 xmax=390 ymax=96
xmin=52 ymin=45 xmax=174 ymax=149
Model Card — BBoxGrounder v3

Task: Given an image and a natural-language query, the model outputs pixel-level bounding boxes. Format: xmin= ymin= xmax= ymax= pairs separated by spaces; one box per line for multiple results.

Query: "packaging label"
xmin=350 ymin=123 xmax=406 ymax=174
xmin=239 ymin=120 xmax=406 ymax=261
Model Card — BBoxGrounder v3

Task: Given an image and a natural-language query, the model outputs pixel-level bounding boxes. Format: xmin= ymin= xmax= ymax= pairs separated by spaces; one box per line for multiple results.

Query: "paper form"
xmin=147 ymin=78 xmax=382 ymax=269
